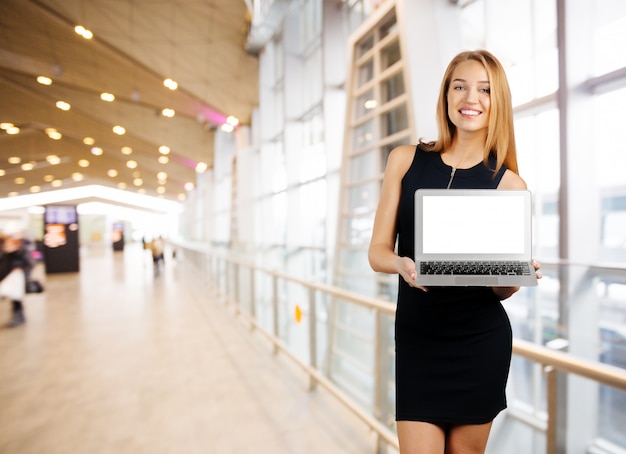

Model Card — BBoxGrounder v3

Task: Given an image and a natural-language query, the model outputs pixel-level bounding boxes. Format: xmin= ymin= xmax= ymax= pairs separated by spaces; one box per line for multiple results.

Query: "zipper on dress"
xmin=446 ymin=167 xmax=456 ymax=189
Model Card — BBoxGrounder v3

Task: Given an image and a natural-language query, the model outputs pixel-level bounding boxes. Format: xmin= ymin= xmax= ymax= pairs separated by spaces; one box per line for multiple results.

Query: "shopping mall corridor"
xmin=0 ymin=242 xmax=376 ymax=454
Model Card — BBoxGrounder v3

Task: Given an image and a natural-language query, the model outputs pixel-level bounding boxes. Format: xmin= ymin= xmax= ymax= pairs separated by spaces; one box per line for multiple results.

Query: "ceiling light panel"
xmin=0 ymin=0 xmax=261 ymax=201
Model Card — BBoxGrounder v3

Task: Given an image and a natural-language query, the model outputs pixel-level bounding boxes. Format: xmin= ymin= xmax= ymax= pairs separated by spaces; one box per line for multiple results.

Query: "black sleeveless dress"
xmin=394 ymin=144 xmax=512 ymax=424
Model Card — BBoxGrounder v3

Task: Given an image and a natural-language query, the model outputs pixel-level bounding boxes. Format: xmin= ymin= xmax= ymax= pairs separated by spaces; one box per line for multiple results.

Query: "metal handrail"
xmin=513 ymin=338 xmax=626 ymax=392
xmin=180 ymin=245 xmax=626 ymax=454
xmin=226 ymin=253 xmax=626 ymax=386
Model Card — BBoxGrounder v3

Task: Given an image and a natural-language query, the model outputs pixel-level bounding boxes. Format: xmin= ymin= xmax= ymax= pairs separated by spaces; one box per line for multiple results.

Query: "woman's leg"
xmin=445 ymin=422 xmax=493 ymax=454
xmin=397 ymin=420 xmax=445 ymax=454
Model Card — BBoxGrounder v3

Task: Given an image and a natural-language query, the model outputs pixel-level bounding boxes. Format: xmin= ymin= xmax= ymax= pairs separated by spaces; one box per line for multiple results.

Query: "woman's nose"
xmin=465 ymin=89 xmax=479 ymax=104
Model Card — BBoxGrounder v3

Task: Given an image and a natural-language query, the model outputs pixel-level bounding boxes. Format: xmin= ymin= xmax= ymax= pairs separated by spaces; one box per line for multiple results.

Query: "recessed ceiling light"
xmin=117 ymin=182 xmax=127 ymax=189
xmin=37 ymin=76 xmax=52 ymax=85
xmin=71 ymin=172 xmax=84 ymax=181
xmin=157 ymin=171 xmax=167 ymax=180
xmin=100 ymin=92 xmax=115 ymax=102
xmin=226 ymin=115 xmax=239 ymax=126
xmin=6 ymin=126 xmax=20 ymax=135
xmin=158 ymin=156 xmax=169 ymax=164
xmin=30 ymin=186 xmax=41 ymax=193
xmin=78 ymin=159 xmax=90 ymax=167
xmin=161 ymin=108 xmax=175 ymax=117
xmin=74 ymin=25 xmax=93 ymax=39
xmin=221 ymin=123 xmax=234 ymax=133
xmin=21 ymin=162 xmax=35 ymax=171
xmin=47 ymin=130 xmax=62 ymax=140
xmin=8 ymin=157 xmax=21 ymax=164
xmin=126 ymin=160 xmax=137 ymax=169
xmin=0 ymin=123 xmax=14 ymax=129
xmin=91 ymin=147 xmax=103 ymax=156
xmin=121 ymin=146 xmax=132 ymax=155
xmin=107 ymin=169 xmax=118 ymax=177
xmin=163 ymin=78 xmax=178 ymax=90
xmin=51 ymin=180 xmax=62 ymax=187
xmin=43 ymin=175 xmax=54 ymax=182
xmin=56 ymin=101 xmax=71 ymax=111
xmin=83 ymin=137 xmax=95 ymax=145
xmin=184 ymin=182 xmax=194 ymax=191
xmin=15 ymin=177 xmax=25 ymax=184
xmin=0 ymin=170 xmax=5 ymax=176
xmin=195 ymin=162 xmax=208 ymax=173
xmin=158 ymin=145 xmax=170 ymax=155
xmin=157 ymin=186 xmax=166 ymax=194
xmin=46 ymin=155 xmax=61 ymax=165
xmin=133 ymin=178 xmax=143 ymax=186
xmin=112 ymin=125 xmax=126 ymax=135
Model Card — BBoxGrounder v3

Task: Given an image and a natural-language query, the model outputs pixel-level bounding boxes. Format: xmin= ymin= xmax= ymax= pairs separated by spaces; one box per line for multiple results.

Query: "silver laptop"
xmin=414 ymin=189 xmax=538 ymax=287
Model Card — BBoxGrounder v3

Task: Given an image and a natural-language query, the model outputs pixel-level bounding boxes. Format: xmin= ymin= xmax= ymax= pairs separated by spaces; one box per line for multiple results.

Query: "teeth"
xmin=460 ymin=109 xmax=479 ymax=116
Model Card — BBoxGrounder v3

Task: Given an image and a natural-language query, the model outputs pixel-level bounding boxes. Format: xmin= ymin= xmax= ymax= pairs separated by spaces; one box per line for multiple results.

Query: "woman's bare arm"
xmin=368 ymin=145 xmax=427 ymax=290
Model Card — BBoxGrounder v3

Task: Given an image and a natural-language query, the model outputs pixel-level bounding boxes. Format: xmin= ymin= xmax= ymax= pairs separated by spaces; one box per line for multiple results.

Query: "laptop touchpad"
xmin=455 ymin=276 xmax=499 ymax=286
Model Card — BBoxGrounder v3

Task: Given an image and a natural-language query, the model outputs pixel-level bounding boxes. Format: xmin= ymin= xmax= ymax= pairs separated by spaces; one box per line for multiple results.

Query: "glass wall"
xmin=456 ymin=0 xmax=626 ymax=451
xmin=592 ymin=0 xmax=626 ymax=75
xmin=336 ymin=4 xmax=411 ymax=303
xmin=252 ymin=0 xmax=327 ymax=278
xmin=340 ymin=0 xmax=372 ymax=33
xmin=594 ymin=87 xmax=626 ymax=263
xmin=226 ymin=0 xmax=358 ymax=376
xmin=589 ymin=3 xmax=626 ymax=445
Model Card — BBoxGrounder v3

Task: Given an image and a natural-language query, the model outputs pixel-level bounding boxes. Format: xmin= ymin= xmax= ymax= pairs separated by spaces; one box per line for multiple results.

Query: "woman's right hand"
xmin=396 ymin=256 xmax=428 ymax=292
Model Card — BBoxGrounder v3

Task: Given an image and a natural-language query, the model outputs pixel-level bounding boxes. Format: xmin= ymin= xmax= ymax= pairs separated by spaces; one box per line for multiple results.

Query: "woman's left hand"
xmin=532 ymin=259 xmax=542 ymax=279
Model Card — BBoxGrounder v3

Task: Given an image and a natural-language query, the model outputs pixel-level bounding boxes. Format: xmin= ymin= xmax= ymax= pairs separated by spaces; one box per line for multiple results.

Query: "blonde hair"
xmin=420 ymin=50 xmax=519 ymax=175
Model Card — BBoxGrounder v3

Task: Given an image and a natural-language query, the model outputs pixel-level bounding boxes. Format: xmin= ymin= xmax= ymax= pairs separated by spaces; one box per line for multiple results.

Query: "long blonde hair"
xmin=420 ymin=50 xmax=519 ymax=175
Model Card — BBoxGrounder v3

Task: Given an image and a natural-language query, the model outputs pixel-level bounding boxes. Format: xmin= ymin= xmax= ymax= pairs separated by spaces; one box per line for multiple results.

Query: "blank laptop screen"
xmin=421 ymin=195 xmax=525 ymax=255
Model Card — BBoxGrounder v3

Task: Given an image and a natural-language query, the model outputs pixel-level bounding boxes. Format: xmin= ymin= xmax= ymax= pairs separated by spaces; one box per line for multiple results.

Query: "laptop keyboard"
xmin=420 ymin=261 xmax=532 ymax=276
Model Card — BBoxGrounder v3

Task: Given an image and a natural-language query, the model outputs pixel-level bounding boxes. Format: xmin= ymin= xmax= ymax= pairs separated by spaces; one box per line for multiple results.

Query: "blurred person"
xmin=0 ymin=234 xmax=32 ymax=327
xmin=153 ymin=236 xmax=164 ymax=266
xmin=146 ymin=236 xmax=165 ymax=275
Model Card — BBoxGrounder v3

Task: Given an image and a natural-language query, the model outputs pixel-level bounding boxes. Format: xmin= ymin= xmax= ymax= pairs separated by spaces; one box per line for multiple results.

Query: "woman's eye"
xmin=480 ymin=88 xmax=491 ymax=94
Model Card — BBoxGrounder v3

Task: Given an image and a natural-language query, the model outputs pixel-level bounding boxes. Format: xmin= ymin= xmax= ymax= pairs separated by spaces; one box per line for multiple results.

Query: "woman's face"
xmin=446 ymin=59 xmax=491 ymax=136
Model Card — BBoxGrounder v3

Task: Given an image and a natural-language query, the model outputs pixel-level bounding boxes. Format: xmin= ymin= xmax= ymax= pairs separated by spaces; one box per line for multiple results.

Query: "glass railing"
xmin=176 ymin=242 xmax=626 ymax=454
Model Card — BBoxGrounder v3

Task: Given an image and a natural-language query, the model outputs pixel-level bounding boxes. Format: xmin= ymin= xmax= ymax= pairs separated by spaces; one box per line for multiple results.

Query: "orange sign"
xmin=44 ymin=224 xmax=66 ymax=248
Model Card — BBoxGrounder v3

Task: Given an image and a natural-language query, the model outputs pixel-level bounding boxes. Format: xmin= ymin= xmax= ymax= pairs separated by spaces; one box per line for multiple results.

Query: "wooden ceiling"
xmin=0 ymin=0 xmax=259 ymax=205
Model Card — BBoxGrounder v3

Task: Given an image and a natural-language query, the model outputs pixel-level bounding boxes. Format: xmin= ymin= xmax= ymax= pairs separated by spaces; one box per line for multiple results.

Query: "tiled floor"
xmin=0 ymin=243 xmax=378 ymax=454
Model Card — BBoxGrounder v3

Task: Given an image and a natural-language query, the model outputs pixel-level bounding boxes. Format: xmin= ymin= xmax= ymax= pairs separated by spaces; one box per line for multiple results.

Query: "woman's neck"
xmin=442 ymin=134 xmax=485 ymax=169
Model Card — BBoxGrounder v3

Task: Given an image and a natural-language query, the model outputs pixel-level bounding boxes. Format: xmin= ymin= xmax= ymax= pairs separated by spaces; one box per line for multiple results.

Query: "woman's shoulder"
xmin=498 ymin=169 xmax=528 ymax=189
xmin=389 ymin=144 xmax=417 ymax=159
xmin=388 ymin=142 xmax=436 ymax=165
xmin=386 ymin=144 xmax=420 ymax=176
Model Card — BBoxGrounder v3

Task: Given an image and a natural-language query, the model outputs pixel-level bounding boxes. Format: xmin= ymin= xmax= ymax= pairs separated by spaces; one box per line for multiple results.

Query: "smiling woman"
xmin=368 ymin=49 xmax=537 ymax=454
